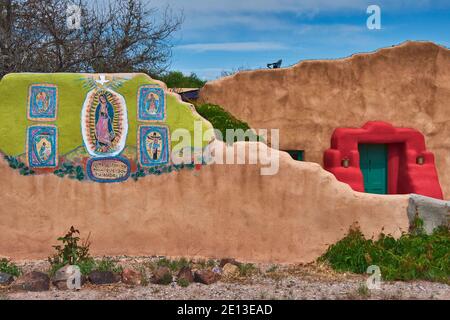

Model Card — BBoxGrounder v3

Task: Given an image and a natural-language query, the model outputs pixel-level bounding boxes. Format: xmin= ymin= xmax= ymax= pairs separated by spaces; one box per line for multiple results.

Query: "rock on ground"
xmin=222 ymin=263 xmax=240 ymax=279
xmin=151 ymin=267 xmax=172 ymax=285
xmin=89 ymin=271 xmax=121 ymax=285
xmin=52 ymin=265 xmax=87 ymax=290
xmin=177 ymin=267 xmax=194 ymax=283
xmin=121 ymin=268 xmax=142 ymax=286
xmin=0 ymin=272 xmax=14 ymax=285
xmin=194 ymin=270 xmax=221 ymax=285
xmin=12 ymin=271 xmax=50 ymax=292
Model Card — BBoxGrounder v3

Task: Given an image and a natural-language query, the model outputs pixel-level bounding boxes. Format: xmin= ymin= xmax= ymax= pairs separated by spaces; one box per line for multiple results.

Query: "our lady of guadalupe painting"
xmin=138 ymin=125 xmax=169 ymax=166
xmin=95 ymin=94 xmax=115 ymax=152
xmin=81 ymin=89 xmax=128 ymax=157
xmin=138 ymin=85 xmax=166 ymax=121
xmin=27 ymin=125 xmax=58 ymax=168
xmin=28 ymin=84 xmax=58 ymax=121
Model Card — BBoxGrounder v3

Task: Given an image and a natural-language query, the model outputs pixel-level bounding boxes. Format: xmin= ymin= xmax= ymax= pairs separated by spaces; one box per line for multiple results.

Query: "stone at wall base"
xmin=222 ymin=263 xmax=240 ymax=278
xmin=121 ymin=268 xmax=142 ymax=286
xmin=219 ymin=258 xmax=240 ymax=268
xmin=177 ymin=267 xmax=194 ymax=283
xmin=12 ymin=271 xmax=50 ymax=292
xmin=194 ymin=270 xmax=221 ymax=285
xmin=0 ymin=272 xmax=14 ymax=285
xmin=88 ymin=271 xmax=121 ymax=285
xmin=151 ymin=267 xmax=172 ymax=285
xmin=407 ymin=194 xmax=450 ymax=234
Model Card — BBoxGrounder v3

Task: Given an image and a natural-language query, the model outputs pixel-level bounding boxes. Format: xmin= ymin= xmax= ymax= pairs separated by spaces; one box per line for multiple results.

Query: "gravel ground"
xmin=1 ymin=257 xmax=449 ymax=300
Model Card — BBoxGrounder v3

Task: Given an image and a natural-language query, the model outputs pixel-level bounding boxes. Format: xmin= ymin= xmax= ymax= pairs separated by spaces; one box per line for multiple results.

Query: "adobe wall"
xmin=199 ymin=41 xmax=450 ymax=199
xmin=0 ymin=141 xmax=409 ymax=263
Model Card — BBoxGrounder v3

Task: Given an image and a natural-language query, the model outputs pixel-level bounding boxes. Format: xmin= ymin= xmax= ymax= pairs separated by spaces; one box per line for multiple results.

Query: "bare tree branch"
xmin=0 ymin=0 xmax=183 ymax=76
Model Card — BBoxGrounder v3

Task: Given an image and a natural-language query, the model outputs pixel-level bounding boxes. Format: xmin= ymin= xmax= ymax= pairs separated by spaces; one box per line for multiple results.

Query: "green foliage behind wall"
xmin=194 ymin=103 xmax=259 ymax=143
xmin=156 ymin=71 xmax=206 ymax=88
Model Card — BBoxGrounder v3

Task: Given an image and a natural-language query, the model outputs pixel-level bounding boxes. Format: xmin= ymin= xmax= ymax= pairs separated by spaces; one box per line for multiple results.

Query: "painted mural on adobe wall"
xmin=0 ymin=73 xmax=212 ymax=183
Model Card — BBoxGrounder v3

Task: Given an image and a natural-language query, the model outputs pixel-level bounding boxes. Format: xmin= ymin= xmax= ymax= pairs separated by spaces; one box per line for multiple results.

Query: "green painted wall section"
xmin=0 ymin=73 xmax=212 ymax=156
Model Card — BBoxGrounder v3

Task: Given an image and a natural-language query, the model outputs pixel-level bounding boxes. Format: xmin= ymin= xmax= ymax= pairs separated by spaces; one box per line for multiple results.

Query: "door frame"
xmin=323 ymin=121 xmax=443 ymax=199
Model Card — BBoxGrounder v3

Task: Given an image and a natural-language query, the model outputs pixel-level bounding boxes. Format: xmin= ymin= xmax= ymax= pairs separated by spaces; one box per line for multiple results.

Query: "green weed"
xmin=319 ymin=225 xmax=450 ymax=283
xmin=0 ymin=258 xmax=21 ymax=277
xmin=156 ymin=257 xmax=191 ymax=272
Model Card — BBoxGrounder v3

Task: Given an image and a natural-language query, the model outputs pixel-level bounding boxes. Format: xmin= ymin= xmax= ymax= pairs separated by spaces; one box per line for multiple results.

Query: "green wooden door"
xmin=358 ymin=144 xmax=387 ymax=194
xmin=286 ymin=150 xmax=304 ymax=161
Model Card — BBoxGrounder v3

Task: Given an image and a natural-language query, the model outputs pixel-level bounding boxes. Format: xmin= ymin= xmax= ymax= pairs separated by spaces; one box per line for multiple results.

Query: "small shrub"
xmin=195 ymin=259 xmax=207 ymax=269
xmin=95 ymin=257 xmax=123 ymax=274
xmin=206 ymin=259 xmax=216 ymax=268
xmin=0 ymin=258 xmax=21 ymax=277
xmin=156 ymin=71 xmax=206 ymax=88
xmin=266 ymin=265 xmax=278 ymax=273
xmin=159 ymin=272 xmax=173 ymax=285
xmin=48 ymin=226 xmax=93 ymax=275
xmin=194 ymin=258 xmax=217 ymax=270
xmin=410 ymin=216 xmax=425 ymax=235
xmin=76 ymin=259 xmax=96 ymax=276
xmin=238 ymin=263 xmax=257 ymax=277
xmin=139 ymin=267 xmax=149 ymax=286
xmin=319 ymin=226 xmax=450 ymax=283
xmin=194 ymin=103 xmax=260 ymax=144
xmin=157 ymin=257 xmax=191 ymax=272
xmin=177 ymin=278 xmax=190 ymax=288
xmin=357 ymin=283 xmax=370 ymax=297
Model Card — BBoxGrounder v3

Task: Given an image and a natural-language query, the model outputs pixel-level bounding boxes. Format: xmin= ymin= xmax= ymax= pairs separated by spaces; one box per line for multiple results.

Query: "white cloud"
xmin=159 ymin=0 xmax=368 ymax=14
xmin=157 ymin=0 xmax=447 ymax=15
xmin=180 ymin=13 xmax=296 ymax=32
xmin=294 ymin=23 xmax=366 ymax=35
xmin=156 ymin=0 xmax=448 ymax=38
xmin=175 ymin=41 xmax=289 ymax=52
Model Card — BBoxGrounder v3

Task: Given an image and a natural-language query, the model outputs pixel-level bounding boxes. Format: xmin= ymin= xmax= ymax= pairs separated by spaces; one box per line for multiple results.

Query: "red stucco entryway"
xmin=323 ymin=121 xmax=443 ymax=199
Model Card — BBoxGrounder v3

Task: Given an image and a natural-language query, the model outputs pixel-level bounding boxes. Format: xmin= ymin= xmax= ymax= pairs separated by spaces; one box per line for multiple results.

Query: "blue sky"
xmin=156 ymin=0 xmax=450 ymax=79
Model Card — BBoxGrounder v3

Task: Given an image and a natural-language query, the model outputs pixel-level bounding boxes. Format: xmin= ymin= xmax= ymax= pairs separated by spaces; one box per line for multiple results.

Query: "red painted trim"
xmin=323 ymin=121 xmax=443 ymax=199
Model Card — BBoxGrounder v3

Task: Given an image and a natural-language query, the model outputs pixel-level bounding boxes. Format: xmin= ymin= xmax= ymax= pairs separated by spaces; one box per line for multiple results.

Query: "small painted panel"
xmin=87 ymin=157 xmax=130 ymax=183
xmin=138 ymin=125 xmax=170 ymax=167
xmin=137 ymin=85 xmax=166 ymax=121
xmin=27 ymin=125 xmax=58 ymax=168
xmin=81 ymin=89 xmax=128 ymax=157
xmin=28 ymin=84 xmax=58 ymax=121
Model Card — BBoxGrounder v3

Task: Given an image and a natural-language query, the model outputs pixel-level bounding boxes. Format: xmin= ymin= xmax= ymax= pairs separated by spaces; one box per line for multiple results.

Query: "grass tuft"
xmin=177 ymin=278 xmax=190 ymax=287
xmin=0 ymin=258 xmax=21 ymax=277
xmin=156 ymin=257 xmax=191 ymax=272
xmin=238 ymin=263 xmax=258 ymax=277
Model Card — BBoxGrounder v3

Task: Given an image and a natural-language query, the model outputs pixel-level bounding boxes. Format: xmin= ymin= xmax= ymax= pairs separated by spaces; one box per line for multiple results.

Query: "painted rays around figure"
xmin=26 ymin=125 xmax=58 ymax=168
xmin=138 ymin=125 xmax=170 ymax=167
xmin=28 ymin=84 xmax=58 ymax=121
xmin=137 ymin=84 xmax=166 ymax=121
xmin=81 ymin=88 xmax=128 ymax=157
